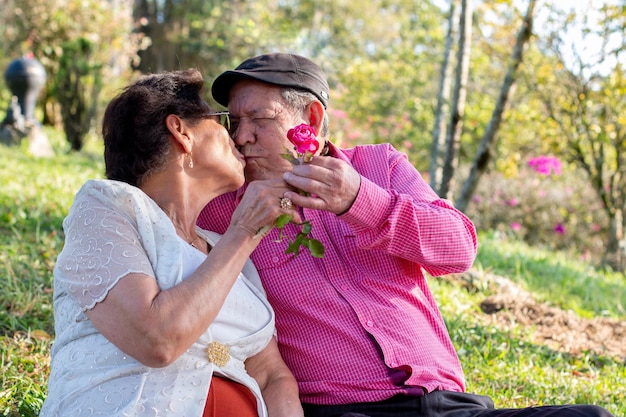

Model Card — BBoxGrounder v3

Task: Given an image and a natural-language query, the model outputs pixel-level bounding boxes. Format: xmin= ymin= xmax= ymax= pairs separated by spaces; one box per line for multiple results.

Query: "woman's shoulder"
xmin=72 ymin=179 xmax=164 ymax=222
xmin=77 ymin=179 xmax=143 ymax=200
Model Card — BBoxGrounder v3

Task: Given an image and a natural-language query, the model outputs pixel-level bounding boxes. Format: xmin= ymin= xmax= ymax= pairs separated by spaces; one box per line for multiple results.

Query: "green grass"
xmin=431 ymin=278 xmax=625 ymax=413
xmin=1 ymin=128 xmax=624 ymax=416
xmin=431 ymin=232 xmax=626 ymax=415
xmin=473 ymin=231 xmax=626 ymax=319
xmin=0 ymin=128 xmax=104 ymax=416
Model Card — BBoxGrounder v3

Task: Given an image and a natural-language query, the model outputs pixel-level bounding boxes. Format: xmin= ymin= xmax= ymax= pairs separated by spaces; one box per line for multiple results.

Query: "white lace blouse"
xmin=40 ymin=179 xmax=274 ymax=417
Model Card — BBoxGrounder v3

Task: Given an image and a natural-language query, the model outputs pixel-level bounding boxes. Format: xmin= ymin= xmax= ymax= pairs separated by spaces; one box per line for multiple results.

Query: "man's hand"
xmin=282 ymin=156 xmax=361 ymax=215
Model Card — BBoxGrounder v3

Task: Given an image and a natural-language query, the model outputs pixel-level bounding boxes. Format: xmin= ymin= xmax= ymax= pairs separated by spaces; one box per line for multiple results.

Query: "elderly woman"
xmin=40 ymin=69 xmax=303 ymax=417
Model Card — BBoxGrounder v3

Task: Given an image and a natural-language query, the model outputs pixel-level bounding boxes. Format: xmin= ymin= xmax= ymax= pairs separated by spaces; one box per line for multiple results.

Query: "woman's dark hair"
xmin=102 ymin=69 xmax=212 ymax=186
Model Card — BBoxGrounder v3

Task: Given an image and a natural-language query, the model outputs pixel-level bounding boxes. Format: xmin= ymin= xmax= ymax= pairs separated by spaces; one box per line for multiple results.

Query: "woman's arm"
xmin=85 ymin=225 xmax=263 ymax=367
xmin=245 ymin=338 xmax=303 ymax=417
xmin=84 ymin=179 xmax=301 ymax=368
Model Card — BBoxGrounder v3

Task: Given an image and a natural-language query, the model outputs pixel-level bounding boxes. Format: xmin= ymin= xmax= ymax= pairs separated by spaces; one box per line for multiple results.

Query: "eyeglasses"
xmin=204 ymin=111 xmax=231 ymax=131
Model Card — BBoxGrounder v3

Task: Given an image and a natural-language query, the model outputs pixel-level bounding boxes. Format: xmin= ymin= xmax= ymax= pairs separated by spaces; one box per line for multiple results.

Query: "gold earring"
xmin=188 ymin=152 xmax=193 ymax=169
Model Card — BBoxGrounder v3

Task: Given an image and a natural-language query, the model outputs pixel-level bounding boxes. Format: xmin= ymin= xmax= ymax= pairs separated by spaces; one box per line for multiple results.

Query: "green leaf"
xmin=274 ymin=214 xmax=292 ymax=228
xmin=286 ymin=238 xmax=301 ymax=256
xmin=301 ymin=221 xmax=313 ymax=234
xmin=307 ymin=238 xmax=325 ymax=258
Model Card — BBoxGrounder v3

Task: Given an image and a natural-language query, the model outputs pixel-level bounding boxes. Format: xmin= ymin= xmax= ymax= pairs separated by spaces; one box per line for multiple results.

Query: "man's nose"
xmin=232 ymin=120 xmax=254 ymax=146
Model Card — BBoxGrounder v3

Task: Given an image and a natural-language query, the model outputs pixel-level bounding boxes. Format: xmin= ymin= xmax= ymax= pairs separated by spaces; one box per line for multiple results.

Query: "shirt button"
xmin=366 ymin=320 xmax=374 ymax=327
xmin=272 ymin=256 xmax=279 ymax=263
xmin=341 ymin=285 xmax=349 ymax=291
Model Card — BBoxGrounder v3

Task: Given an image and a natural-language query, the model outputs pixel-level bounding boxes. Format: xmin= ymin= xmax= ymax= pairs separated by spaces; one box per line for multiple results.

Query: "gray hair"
xmin=281 ymin=88 xmax=330 ymax=140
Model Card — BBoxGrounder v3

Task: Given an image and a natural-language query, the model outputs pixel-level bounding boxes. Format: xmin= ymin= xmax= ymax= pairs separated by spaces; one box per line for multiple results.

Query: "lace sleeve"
xmin=55 ymin=189 xmax=155 ymax=311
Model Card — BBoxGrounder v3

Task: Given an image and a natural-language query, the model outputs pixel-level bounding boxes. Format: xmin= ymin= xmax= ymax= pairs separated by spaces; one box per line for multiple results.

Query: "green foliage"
xmin=0 ymin=0 xmax=140 ymax=130
xmin=53 ymin=38 xmax=103 ymax=151
xmin=134 ymin=0 xmax=295 ymax=97
xmin=274 ymin=215 xmax=325 ymax=259
xmin=464 ymin=160 xmax=609 ymax=268
xmin=320 ymin=0 xmax=447 ymax=168
xmin=447 ymin=316 xmax=626 ymax=412
xmin=515 ymin=2 xmax=626 ymax=270
xmin=126 ymin=0 xmax=449 ymax=168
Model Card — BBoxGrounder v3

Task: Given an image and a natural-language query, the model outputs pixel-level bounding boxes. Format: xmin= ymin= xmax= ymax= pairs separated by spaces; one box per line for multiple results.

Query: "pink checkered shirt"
xmin=197 ymin=143 xmax=477 ymax=405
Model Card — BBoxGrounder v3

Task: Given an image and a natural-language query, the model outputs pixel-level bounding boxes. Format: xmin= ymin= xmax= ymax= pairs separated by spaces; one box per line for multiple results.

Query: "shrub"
xmin=465 ymin=156 xmax=607 ymax=265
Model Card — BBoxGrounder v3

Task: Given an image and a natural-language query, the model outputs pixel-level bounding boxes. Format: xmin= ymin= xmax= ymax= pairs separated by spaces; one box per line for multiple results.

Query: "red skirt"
xmin=203 ymin=375 xmax=259 ymax=417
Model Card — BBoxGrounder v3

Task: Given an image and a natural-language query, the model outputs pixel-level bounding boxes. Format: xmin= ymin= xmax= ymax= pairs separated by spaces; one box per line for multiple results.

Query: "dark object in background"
xmin=1 ymin=56 xmax=51 ymax=156
xmin=3 ymin=56 xmax=46 ymax=125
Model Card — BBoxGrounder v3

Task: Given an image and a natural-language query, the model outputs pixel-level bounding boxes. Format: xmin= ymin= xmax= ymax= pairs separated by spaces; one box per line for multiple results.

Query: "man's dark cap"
xmin=212 ymin=53 xmax=330 ymax=108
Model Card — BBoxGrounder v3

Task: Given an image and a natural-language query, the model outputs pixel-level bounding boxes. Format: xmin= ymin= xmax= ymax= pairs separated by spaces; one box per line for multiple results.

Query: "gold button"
xmin=206 ymin=341 xmax=230 ymax=367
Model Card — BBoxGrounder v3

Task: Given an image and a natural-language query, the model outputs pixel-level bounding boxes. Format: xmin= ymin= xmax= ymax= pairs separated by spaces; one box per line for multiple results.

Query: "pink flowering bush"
xmin=528 ymin=155 xmax=562 ymax=176
xmin=464 ymin=156 xmax=607 ymax=263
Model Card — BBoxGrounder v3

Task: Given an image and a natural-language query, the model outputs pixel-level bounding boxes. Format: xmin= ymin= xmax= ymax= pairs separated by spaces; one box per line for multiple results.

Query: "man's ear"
xmin=306 ymin=100 xmax=325 ymax=140
xmin=165 ymin=114 xmax=192 ymax=153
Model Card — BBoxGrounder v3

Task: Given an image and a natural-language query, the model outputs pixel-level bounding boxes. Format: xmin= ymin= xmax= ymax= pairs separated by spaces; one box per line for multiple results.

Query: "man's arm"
xmin=283 ymin=145 xmax=477 ymax=275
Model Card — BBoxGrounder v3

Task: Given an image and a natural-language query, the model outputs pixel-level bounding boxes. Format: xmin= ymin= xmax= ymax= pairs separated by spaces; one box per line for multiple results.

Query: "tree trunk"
xmin=430 ymin=0 xmax=461 ymax=193
xmin=439 ymin=0 xmax=472 ymax=200
xmin=455 ymin=0 xmax=537 ymax=212
xmin=134 ymin=0 xmax=195 ymax=72
xmin=604 ymin=207 xmax=624 ymax=271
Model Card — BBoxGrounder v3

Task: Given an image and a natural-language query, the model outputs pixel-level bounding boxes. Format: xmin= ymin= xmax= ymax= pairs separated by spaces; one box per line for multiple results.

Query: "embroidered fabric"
xmin=40 ymin=180 xmax=274 ymax=417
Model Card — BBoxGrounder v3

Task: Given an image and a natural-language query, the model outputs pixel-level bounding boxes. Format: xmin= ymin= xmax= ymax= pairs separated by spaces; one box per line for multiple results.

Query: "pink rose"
xmin=275 ymin=123 xmax=325 ymax=258
xmin=287 ymin=124 xmax=319 ymax=154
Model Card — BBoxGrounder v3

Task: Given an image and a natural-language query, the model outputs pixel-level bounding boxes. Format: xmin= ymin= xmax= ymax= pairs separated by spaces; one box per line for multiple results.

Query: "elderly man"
xmin=197 ymin=52 xmax=613 ymax=417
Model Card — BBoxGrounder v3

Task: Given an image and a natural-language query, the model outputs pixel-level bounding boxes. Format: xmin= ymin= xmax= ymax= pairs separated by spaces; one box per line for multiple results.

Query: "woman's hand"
xmin=245 ymin=338 xmax=304 ymax=417
xmin=229 ymin=179 xmax=302 ymax=238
